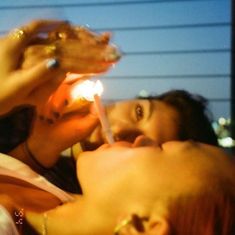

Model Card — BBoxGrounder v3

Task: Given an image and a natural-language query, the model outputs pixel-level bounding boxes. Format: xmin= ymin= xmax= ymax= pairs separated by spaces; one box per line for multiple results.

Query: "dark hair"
xmin=140 ymin=90 xmax=218 ymax=146
xmin=0 ymin=106 xmax=35 ymax=153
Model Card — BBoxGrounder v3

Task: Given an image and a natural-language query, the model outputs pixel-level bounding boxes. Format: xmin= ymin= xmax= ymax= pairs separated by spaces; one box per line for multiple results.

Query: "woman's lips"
xmin=80 ymin=125 xmax=105 ymax=150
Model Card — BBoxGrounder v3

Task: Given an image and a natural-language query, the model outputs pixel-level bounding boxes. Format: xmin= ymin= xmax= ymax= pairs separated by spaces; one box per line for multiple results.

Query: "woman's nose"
xmin=113 ymin=129 xmax=143 ymax=143
xmin=132 ymin=135 xmax=158 ymax=147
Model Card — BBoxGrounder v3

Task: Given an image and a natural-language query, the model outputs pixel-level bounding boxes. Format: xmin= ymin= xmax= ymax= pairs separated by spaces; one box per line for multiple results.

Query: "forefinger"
xmin=7 ymin=19 xmax=70 ymax=46
xmin=1 ymin=19 xmax=69 ymax=72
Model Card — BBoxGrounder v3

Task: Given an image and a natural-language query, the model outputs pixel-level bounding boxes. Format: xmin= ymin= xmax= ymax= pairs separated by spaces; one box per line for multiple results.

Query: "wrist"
xmin=23 ymin=141 xmax=48 ymax=173
xmin=8 ymin=141 xmax=48 ymax=173
xmin=26 ymin=138 xmax=61 ymax=169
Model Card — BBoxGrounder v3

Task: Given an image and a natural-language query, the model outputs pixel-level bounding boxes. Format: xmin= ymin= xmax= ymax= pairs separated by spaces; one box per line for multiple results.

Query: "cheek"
xmin=107 ymin=103 xmax=133 ymax=122
xmin=76 ymin=156 xmax=106 ymax=194
xmin=76 ymin=150 xmax=125 ymax=192
xmin=144 ymin=116 xmax=179 ymax=144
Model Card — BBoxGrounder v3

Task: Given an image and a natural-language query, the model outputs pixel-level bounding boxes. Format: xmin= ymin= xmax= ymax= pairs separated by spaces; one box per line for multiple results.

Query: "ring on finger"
xmin=9 ymin=28 xmax=27 ymax=40
xmin=45 ymin=44 xmax=58 ymax=57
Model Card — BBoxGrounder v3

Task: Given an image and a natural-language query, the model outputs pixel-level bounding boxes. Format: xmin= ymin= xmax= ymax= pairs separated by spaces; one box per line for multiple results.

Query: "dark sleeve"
xmin=42 ymin=156 xmax=82 ymax=194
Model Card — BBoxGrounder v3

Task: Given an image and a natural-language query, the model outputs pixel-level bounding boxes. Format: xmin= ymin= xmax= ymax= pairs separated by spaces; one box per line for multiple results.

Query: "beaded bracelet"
xmin=22 ymin=141 xmax=48 ymax=173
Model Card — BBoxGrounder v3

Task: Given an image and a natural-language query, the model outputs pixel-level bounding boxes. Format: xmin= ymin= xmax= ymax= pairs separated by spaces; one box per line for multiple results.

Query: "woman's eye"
xmin=135 ymin=104 xmax=144 ymax=121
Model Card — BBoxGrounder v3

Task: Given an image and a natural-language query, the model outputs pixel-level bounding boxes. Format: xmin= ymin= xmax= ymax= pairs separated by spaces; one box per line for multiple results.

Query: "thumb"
xmin=16 ymin=58 xmax=63 ymax=91
xmin=64 ymin=112 xmax=99 ymax=141
xmin=75 ymin=113 xmax=99 ymax=137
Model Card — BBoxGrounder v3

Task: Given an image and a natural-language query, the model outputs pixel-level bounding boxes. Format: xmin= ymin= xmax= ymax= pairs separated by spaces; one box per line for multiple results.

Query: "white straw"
xmin=93 ymin=94 xmax=114 ymax=144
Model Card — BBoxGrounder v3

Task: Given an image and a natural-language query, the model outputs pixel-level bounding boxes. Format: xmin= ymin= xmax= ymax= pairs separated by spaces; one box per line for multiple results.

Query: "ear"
xmin=146 ymin=215 xmax=170 ymax=235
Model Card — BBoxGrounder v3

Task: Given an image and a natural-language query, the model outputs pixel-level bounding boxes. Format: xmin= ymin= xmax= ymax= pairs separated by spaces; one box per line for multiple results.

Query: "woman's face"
xmin=81 ymin=99 xmax=180 ymax=150
xmin=77 ymin=140 xmax=232 ymax=205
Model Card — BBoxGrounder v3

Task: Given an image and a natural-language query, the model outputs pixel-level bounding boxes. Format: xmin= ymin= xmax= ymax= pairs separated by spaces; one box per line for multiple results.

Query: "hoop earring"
xmin=113 ymin=214 xmax=148 ymax=235
xmin=113 ymin=217 xmax=132 ymax=235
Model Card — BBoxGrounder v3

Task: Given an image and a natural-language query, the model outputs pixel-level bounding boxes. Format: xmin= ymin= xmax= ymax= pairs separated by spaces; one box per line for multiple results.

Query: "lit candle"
xmin=70 ymin=79 xmax=114 ymax=144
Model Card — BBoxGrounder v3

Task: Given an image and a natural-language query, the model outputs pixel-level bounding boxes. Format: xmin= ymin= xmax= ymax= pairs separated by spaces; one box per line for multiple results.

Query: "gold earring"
xmin=113 ymin=217 xmax=132 ymax=235
xmin=113 ymin=214 xmax=148 ymax=235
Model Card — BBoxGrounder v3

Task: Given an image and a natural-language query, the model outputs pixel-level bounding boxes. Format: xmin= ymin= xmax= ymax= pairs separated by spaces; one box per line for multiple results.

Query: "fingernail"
xmin=62 ymin=20 xmax=70 ymax=25
xmin=46 ymin=58 xmax=59 ymax=69
xmin=39 ymin=115 xmax=45 ymax=121
xmin=53 ymin=111 xmax=60 ymax=119
xmin=64 ymin=99 xmax=69 ymax=106
xmin=46 ymin=118 xmax=54 ymax=124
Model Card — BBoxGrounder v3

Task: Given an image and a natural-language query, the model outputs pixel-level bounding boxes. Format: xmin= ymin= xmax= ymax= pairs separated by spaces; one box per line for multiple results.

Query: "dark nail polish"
xmin=46 ymin=58 xmax=59 ymax=69
xmin=39 ymin=115 xmax=45 ymax=121
xmin=46 ymin=118 xmax=54 ymax=124
xmin=63 ymin=20 xmax=70 ymax=25
xmin=64 ymin=99 xmax=69 ymax=106
xmin=53 ymin=112 xmax=60 ymax=119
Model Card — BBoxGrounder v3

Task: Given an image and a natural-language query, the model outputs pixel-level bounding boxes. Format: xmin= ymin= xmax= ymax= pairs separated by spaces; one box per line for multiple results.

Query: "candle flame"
xmin=71 ymin=80 xmax=103 ymax=101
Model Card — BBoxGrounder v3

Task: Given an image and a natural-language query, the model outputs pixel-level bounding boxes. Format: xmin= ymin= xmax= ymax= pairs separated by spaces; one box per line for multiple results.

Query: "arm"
xmin=8 ymin=110 xmax=98 ymax=169
xmin=3 ymin=19 xmax=120 ymax=169
xmin=0 ymin=19 xmax=68 ymax=115
xmin=0 ymin=19 xmax=120 ymax=116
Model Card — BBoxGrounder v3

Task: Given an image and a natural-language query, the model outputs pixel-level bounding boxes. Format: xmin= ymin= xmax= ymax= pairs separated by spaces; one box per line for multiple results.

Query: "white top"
xmin=0 ymin=205 xmax=20 ymax=235
xmin=0 ymin=153 xmax=75 ymax=234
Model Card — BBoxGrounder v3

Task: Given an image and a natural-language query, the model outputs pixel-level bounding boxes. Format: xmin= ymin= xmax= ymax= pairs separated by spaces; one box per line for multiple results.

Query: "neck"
xmin=26 ymin=195 xmax=115 ymax=235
